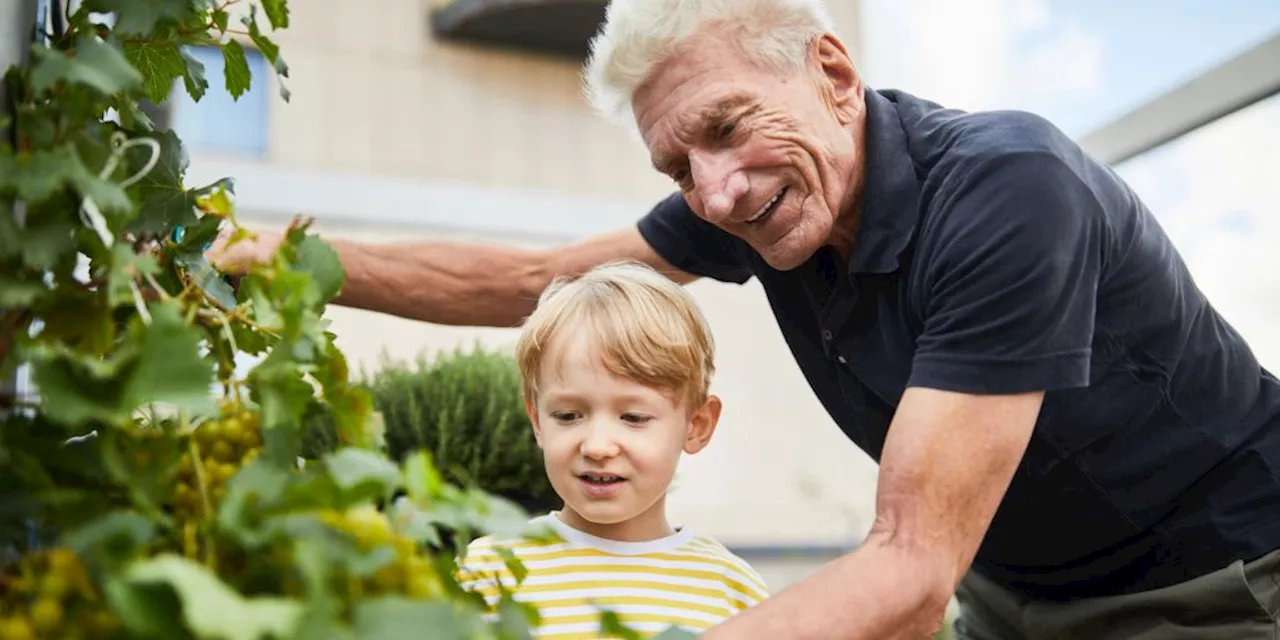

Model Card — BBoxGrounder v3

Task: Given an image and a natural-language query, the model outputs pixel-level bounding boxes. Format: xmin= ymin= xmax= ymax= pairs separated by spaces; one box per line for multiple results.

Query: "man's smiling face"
xmin=632 ymin=30 xmax=867 ymax=269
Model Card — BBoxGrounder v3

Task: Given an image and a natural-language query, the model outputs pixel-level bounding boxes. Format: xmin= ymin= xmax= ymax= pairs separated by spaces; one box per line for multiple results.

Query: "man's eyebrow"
xmin=652 ymin=152 xmax=684 ymax=175
xmin=652 ymin=94 xmax=760 ymax=174
xmin=692 ymin=93 xmax=758 ymax=135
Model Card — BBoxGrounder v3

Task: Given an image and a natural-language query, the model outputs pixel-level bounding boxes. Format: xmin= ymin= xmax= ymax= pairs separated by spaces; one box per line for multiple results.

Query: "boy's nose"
xmin=580 ymin=425 xmax=620 ymax=459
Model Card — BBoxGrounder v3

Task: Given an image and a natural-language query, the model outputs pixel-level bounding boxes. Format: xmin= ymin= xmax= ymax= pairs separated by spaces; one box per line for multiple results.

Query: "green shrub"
xmin=303 ymin=345 xmax=560 ymax=515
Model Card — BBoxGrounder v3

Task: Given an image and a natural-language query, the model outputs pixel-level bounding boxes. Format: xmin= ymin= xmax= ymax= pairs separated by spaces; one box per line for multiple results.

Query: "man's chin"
xmin=756 ymin=242 xmax=817 ymax=271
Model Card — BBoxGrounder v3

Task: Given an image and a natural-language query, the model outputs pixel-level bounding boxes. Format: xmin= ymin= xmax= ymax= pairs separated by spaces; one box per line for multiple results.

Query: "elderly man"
xmin=210 ymin=0 xmax=1280 ymax=638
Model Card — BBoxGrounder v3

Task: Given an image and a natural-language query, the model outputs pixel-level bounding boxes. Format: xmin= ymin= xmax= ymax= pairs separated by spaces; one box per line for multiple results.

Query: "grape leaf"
xmin=18 ymin=217 xmax=78 ymax=270
xmin=97 ymin=0 xmax=191 ymax=36
xmin=121 ymin=300 xmax=216 ymax=413
xmin=124 ymin=129 xmax=197 ymax=234
xmin=215 ymin=460 xmax=291 ymax=541
xmin=211 ymin=9 xmax=230 ymax=33
xmin=221 ymin=40 xmax=251 ymax=100
xmin=495 ymin=595 xmax=537 ymax=640
xmin=325 ymin=448 xmax=402 ymax=502
xmin=181 ymin=49 xmax=209 ymax=101
xmin=352 ymin=598 xmax=479 ymax=640
xmin=259 ymin=0 xmax=290 ymax=30
xmin=0 ymin=201 xmax=21 ymax=259
xmin=61 ymin=510 xmax=157 ymax=561
xmin=9 ymin=145 xmax=133 ymax=214
xmin=173 ymin=212 xmax=224 ymax=257
xmin=0 ymin=276 xmax=48 ymax=308
xmin=495 ymin=546 xmax=528 ymax=584
xmin=246 ymin=15 xmax=288 ymax=78
xmin=178 ymin=253 xmax=238 ymax=310
xmin=652 ymin=629 xmax=700 ymax=640
xmin=194 ymin=178 xmax=235 ymax=217
xmin=599 ymin=611 xmax=644 ymax=640
xmin=105 ymin=573 xmax=187 ymax=638
xmin=124 ymin=40 xmax=185 ymax=104
xmin=105 ymin=243 xmax=159 ymax=308
xmin=29 ymin=300 xmax=215 ymax=425
xmin=297 ymin=235 xmax=345 ymax=303
xmin=402 ymin=451 xmax=445 ymax=504
xmin=31 ymin=37 xmax=142 ymax=95
xmin=251 ymin=356 xmax=312 ymax=427
xmin=38 ymin=289 xmax=116 ymax=355
xmin=119 ymin=554 xmax=304 ymax=639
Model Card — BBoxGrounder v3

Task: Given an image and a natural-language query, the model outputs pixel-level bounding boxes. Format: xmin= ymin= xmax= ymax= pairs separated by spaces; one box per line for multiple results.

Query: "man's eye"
xmin=670 ymin=169 xmax=691 ymax=186
xmin=716 ymin=120 xmax=737 ymax=140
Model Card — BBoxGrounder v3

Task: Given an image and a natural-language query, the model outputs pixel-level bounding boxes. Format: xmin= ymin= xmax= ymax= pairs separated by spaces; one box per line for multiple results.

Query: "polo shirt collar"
xmin=846 ymin=88 xmax=922 ymax=276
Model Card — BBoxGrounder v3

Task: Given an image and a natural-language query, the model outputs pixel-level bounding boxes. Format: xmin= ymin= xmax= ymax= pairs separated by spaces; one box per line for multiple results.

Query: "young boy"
xmin=456 ymin=261 xmax=770 ymax=638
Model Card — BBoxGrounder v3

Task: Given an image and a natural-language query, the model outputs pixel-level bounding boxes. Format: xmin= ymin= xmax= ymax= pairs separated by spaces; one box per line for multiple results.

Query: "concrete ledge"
xmin=1078 ymin=32 xmax=1280 ymax=166
xmin=725 ymin=542 xmax=858 ymax=560
xmin=184 ymin=156 xmax=661 ymax=242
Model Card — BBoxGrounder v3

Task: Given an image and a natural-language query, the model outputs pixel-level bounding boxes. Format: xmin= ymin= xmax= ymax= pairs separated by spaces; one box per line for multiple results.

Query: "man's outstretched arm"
xmin=702 ymin=387 xmax=1042 ymax=640
xmin=207 ymin=225 xmax=697 ymax=328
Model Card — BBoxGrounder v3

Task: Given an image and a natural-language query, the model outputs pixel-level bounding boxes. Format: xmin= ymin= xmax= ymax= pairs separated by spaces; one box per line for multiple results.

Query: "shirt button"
xmin=822 ymin=330 xmax=833 ymax=341
xmin=837 ymin=355 xmax=847 ymax=364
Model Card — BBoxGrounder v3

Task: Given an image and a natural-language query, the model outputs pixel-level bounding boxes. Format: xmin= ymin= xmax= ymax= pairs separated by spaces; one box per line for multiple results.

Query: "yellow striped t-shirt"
xmin=456 ymin=514 xmax=770 ymax=639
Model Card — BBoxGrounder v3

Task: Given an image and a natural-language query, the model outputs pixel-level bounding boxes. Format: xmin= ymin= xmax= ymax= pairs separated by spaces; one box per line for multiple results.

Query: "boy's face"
xmin=527 ymin=333 xmax=721 ymax=542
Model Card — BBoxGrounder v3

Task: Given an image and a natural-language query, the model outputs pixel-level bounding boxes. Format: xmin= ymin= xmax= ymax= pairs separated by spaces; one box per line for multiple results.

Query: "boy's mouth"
xmin=578 ymin=472 xmax=626 ymax=485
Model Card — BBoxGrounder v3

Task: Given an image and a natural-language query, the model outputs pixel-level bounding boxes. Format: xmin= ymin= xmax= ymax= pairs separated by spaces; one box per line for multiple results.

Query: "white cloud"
xmin=1116 ymin=96 xmax=1280 ymax=369
xmin=860 ymin=0 xmax=1105 ymax=114
xmin=1017 ymin=24 xmax=1105 ymax=96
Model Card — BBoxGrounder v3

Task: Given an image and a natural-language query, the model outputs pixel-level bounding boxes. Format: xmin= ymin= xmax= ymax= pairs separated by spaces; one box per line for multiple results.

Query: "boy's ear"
xmin=525 ymin=398 xmax=544 ymax=448
xmin=683 ymin=394 xmax=722 ymax=455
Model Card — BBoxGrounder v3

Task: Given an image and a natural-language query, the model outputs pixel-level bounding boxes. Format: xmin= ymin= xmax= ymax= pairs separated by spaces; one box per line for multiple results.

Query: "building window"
xmin=169 ymin=44 xmax=270 ymax=157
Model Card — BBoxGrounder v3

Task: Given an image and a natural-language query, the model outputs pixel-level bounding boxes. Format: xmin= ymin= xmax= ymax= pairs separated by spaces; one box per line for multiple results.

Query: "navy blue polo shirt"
xmin=636 ymin=88 xmax=1280 ymax=601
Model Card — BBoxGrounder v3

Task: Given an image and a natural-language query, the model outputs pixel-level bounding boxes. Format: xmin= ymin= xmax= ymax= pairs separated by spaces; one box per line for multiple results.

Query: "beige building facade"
xmin=180 ymin=0 xmax=875 ymax=588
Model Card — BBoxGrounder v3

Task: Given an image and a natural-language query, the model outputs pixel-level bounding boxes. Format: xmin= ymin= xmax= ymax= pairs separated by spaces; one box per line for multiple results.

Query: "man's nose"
xmin=691 ymin=149 xmax=748 ymax=224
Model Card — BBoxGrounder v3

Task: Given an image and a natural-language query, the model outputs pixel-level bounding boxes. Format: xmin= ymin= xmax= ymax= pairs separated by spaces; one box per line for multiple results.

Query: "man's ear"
xmin=683 ymin=395 xmax=722 ymax=455
xmin=525 ymin=398 xmax=544 ymax=448
xmin=812 ymin=33 xmax=862 ymax=122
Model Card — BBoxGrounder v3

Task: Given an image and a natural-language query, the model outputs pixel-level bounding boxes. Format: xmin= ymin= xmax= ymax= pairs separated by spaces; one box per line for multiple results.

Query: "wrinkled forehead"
xmin=634 ymin=64 xmax=771 ymax=166
xmin=633 ymin=36 xmax=753 ymax=127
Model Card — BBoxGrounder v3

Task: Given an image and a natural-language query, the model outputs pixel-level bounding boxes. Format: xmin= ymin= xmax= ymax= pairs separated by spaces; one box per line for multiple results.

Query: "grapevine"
xmin=0 ymin=1 xmax=589 ymax=638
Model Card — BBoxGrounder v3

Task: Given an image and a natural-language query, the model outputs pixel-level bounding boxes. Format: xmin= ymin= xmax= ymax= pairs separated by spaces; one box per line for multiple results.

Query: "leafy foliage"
xmin=0 ymin=1 xmax=686 ymax=638
xmin=303 ymin=347 xmax=559 ymax=519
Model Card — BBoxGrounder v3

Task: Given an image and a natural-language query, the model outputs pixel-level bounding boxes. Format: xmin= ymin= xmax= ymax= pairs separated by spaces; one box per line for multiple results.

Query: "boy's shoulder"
xmin=677 ymin=534 xmax=766 ymax=577
xmin=673 ymin=533 xmax=771 ymax=605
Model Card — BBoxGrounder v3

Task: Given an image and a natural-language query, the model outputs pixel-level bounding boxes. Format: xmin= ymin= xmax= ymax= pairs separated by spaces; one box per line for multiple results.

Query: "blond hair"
xmin=516 ymin=261 xmax=715 ymax=410
xmin=583 ymin=0 xmax=835 ymax=135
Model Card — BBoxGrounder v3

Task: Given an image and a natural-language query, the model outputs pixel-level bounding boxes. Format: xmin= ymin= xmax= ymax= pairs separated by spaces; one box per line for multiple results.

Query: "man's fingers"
xmin=205 ymin=228 xmax=282 ymax=275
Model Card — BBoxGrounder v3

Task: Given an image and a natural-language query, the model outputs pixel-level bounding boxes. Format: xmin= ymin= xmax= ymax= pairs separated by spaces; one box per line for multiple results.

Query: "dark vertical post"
xmin=1 ymin=0 xmax=42 ymax=408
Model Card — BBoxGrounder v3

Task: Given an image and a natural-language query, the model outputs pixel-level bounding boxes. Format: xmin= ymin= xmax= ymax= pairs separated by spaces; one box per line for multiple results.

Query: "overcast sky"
xmin=859 ymin=0 xmax=1280 ymax=370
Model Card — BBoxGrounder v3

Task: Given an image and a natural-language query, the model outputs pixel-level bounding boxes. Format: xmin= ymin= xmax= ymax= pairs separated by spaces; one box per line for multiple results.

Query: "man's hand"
xmin=703 ymin=387 xmax=1043 ymax=640
xmin=204 ymin=226 xmax=282 ymax=276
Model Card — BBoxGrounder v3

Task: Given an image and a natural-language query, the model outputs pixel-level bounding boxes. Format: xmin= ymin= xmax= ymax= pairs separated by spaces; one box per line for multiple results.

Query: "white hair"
xmin=582 ymin=0 xmax=836 ymax=136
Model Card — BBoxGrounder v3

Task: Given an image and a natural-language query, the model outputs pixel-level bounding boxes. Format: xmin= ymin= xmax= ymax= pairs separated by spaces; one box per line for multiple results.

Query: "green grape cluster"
xmin=315 ymin=505 xmax=445 ymax=603
xmin=171 ymin=402 xmax=263 ymax=522
xmin=0 ymin=548 xmax=120 ymax=640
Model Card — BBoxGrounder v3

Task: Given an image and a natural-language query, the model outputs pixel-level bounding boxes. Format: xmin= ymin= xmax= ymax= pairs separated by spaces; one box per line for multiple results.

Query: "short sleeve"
xmin=636 ymin=191 xmax=753 ymax=284
xmin=908 ymin=152 xmax=1103 ymax=395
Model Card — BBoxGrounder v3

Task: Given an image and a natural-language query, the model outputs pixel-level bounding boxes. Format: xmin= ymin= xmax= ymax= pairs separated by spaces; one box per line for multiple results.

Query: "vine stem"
xmin=130 ymin=282 xmax=153 ymax=324
xmin=143 ymin=270 xmax=172 ymax=301
xmin=187 ymin=437 xmax=219 ymax=571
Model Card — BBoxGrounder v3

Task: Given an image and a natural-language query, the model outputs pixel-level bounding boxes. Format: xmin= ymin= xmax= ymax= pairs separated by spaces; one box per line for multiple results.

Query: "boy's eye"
xmin=551 ymin=411 xmax=581 ymax=422
xmin=621 ymin=413 xmax=652 ymax=425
